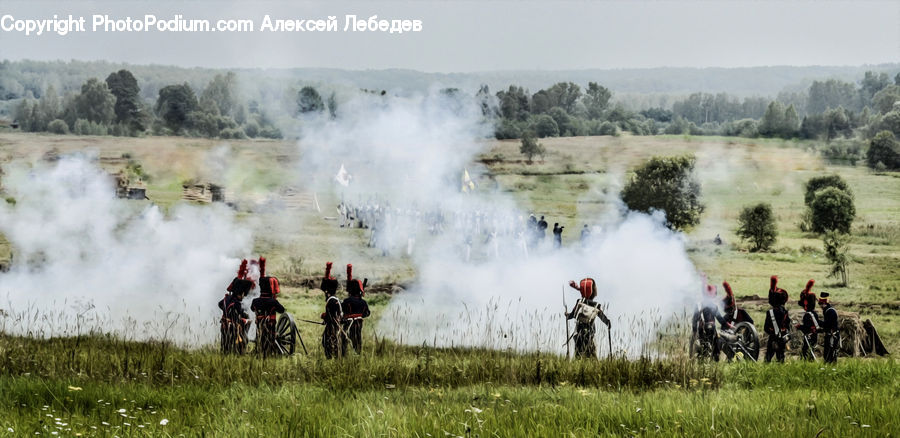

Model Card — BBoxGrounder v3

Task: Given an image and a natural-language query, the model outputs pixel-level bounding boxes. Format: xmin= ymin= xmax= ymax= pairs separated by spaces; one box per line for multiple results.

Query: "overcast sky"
xmin=1 ymin=1 xmax=897 ymax=72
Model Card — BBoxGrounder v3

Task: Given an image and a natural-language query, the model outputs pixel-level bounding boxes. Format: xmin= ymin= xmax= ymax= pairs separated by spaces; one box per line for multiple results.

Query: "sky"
xmin=0 ymin=0 xmax=897 ymax=72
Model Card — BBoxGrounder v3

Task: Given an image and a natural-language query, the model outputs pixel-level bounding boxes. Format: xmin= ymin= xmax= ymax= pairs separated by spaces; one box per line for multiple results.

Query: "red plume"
xmin=347 ymin=264 xmax=353 ymax=282
xmin=769 ymin=276 xmax=778 ymax=292
xmin=324 ymin=262 xmax=333 ymax=280
xmin=803 ymin=279 xmax=814 ymax=295
xmin=722 ymin=281 xmax=734 ymax=297
xmin=237 ymin=259 xmax=248 ymax=280
xmin=258 ymin=257 xmax=267 ymax=277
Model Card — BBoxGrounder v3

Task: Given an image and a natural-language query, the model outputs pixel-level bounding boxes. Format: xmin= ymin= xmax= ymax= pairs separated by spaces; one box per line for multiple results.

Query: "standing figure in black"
xmin=795 ymin=280 xmax=819 ymax=361
xmin=320 ymin=262 xmax=343 ymax=359
xmin=763 ymin=276 xmax=791 ymax=363
xmin=565 ymin=278 xmax=610 ymax=359
xmin=341 ymin=264 xmax=371 ymax=355
xmin=250 ymin=257 xmax=286 ymax=356
xmin=692 ymin=283 xmax=728 ymax=361
xmin=552 ymin=223 xmax=564 ymax=249
xmin=580 ymin=224 xmax=591 ymax=247
xmin=537 ymin=216 xmax=548 ymax=243
xmin=819 ymin=292 xmax=840 ymax=363
xmin=219 ymin=259 xmax=253 ymax=354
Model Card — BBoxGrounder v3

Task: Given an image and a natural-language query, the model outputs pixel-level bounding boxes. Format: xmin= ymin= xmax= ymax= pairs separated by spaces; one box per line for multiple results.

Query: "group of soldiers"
xmin=336 ymin=197 xmax=591 ymax=261
xmin=762 ymin=276 xmax=840 ymax=363
xmin=217 ymin=258 xmax=371 ymax=359
xmin=691 ymin=275 xmax=841 ymax=363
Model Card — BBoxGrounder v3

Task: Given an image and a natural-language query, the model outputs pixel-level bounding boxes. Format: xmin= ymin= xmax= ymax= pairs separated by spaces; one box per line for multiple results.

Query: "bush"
xmin=598 ymin=121 xmax=618 ymax=136
xmin=258 ymin=125 xmax=282 ymax=139
xmin=243 ymin=121 xmax=260 ymax=138
xmin=494 ymin=119 xmax=523 ymax=139
xmin=531 ymin=114 xmax=559 ymax=138
xmin=866 ymin=131 xmax=900 ymax=170
xmin=620 ymin=155 xmax=704 ymax=230
xmin=219 ymin=127 xmax=246 ymax=139
xmin=73 ymin=118 xmax=108 ymax=136
xmin=47 ymin=119 xmax=68 ymax=135
xmin=810 ymin=187 xmax=856 ymax=234
xmin=737 ymin=203 xmax=777 ymax=252
xmin=820 ymin=140 xmax=863 ymax=166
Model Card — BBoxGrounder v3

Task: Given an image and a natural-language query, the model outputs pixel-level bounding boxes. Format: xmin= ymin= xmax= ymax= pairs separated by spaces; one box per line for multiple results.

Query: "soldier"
xmin=219 ymin=259 xmax=252 ymax=354
xmin=537 ymin=216 xmax=548 ymax=242
xmin=795 ymin=280 xmax=819 ymax=361
xmin=580 ymin=224 xmax=591 ymax=247
xmin=250 ymin=257 xmax=286 ymax=356
xmin=552 ymin=223 xmax=563 ymax=249
xmin=341 ymin=264 xmax=371 ymax=355
xmin=693 ymin=283 xmax=728 ymax=361
xmin=319 ymin=262 xmax=343 ymax=359
xmin=721 ymin=281 xmax=754 ymax=327
xmin=565 ymin=278 xmax=610 ymax=359
xmin=819 ymin=292 xmax=840 ymax=363
xmin=763 ymin=276 xmax=791 ymax=363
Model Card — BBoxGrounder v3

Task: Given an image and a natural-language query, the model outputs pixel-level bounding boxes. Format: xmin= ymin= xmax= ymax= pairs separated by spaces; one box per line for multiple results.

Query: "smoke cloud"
xmin=296 ymin=90 xmax=702 ymax=356
xmin=0 ymin=156 xmax=251 ymax=345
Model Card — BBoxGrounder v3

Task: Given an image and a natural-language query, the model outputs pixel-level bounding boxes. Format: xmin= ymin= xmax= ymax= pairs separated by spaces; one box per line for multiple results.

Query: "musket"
xmin=298 ymin=319 xmax=325 ymax=326
xmin=606 ymin=301 xmax=612 ymax=359
xmin=563 ymin=284 xmax=571 ymax=359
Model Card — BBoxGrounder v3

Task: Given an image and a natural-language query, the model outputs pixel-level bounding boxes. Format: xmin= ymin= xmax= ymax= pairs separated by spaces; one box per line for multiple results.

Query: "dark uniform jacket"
xmin=821 ymin=305 xmax=839 ymax=333
xmin=764 ymin=306 xmax=791 ymax=337
xmin=342 ymin=296 xmax=371 ymax=319
xmin=218 ymin=294 xmax=248 ymax=320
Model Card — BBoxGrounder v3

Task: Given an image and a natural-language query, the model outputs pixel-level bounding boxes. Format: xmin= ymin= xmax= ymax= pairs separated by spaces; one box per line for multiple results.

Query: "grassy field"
xmin=0 ymin=131 xmax=898 ymax=436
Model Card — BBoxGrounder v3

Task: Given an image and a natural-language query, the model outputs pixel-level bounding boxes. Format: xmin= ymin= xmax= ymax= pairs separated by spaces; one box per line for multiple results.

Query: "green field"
xmin=0 ymin=132 xmax=898 ymax=436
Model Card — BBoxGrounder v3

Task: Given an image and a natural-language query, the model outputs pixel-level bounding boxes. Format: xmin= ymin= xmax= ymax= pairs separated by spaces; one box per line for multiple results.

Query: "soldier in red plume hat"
xmin=721 ymin=281 xmax=754 ymax=328
xmin=794 ymin=279 xmax=819 ymax=361
xmin=250 ymin=257 xmax=286 ymax=355
xmin=565 ymin=278 xmax=610 ymax=359
xmin=692 ymin=282 xmax=728 ymax=361
xmin=763 ymin=276 xmax=791 ymax=363
xmin=320 ymin=262 xmax=343 ymax=359
xmin=818 ymin=292 xmax=840 ymax=363
xmin=341 ymin=264 xmax=371 ymax=355
xmin=219 ymin=259 xmax=252 ymax=354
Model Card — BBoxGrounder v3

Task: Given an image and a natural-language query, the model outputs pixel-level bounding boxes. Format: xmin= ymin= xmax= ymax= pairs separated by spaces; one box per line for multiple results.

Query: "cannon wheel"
xmin=733 ymin=321 xmax=760 ymax=361
xmin=274 ymin=313 xmax=298 ymax=356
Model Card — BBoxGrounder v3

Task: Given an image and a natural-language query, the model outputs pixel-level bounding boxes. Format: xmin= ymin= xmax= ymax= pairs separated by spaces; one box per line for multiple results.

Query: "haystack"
xmin=182 ymin=181 xmax=225 ymax=203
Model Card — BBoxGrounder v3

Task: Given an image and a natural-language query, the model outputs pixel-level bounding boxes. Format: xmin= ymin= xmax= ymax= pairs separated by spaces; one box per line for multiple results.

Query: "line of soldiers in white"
xmin=337 ymin=197 xmax=597 ymax=261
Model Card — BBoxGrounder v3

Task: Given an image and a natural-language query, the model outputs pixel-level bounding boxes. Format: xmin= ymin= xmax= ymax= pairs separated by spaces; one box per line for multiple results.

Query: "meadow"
xmin=0 ymin=131 xmax=898 ymax=436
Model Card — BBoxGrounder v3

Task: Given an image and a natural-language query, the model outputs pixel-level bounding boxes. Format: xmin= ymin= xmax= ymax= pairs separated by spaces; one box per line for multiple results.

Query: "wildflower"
xmin=7 ymin=428 xmax=13 ymax=433
xmin=159 ymin=419 xmax=169 ymax=426
xmin=67 ymin=386 xmax=82 ymax=392
xmin=117 ymin=409 xmax=126 ymax=414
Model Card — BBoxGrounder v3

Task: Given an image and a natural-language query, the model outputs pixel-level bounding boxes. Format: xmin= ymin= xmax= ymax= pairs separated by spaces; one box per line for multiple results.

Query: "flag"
xmin=335 ymin=164 xmax=352 ymax=187
xmin=461 ymin=168 xmax=475 ymax=193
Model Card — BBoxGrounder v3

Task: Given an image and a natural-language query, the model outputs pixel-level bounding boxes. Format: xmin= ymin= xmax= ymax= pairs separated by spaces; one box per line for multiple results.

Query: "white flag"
xmin=335 ymin=164 xmax=352 ymax=187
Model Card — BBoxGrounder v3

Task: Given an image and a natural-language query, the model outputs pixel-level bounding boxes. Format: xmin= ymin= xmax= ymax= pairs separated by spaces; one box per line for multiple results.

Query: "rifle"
xmin=802 ymin=333 xmax=817 ymax=361
xmin=563 ymin=284 xmax=571 ymax=359
xmin=298 ymin=319 xmax=325 ymax=326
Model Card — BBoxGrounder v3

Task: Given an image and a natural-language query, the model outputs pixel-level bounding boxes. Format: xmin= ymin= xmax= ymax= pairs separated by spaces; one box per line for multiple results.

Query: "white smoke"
xmin=0 ymin=156 xmax=252 ymax=346
xmin=295 ymin=89 xmax=702 ymax=356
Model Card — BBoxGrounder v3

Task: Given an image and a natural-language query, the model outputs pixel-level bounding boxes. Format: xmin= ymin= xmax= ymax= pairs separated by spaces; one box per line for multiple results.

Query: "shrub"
xmin=47 ymin=119 xmax=68 ymax=135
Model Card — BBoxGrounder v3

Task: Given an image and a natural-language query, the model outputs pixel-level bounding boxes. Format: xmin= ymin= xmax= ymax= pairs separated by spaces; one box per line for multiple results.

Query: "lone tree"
xmin=105 ymin=69 xmax=144 ymax=131
xmin=621 ymin=155 xmax=704 ymax=230
xmin=810 ymin=187 xmax=856 ymax=234
xmin=519 ymin=131 xmax=545 ymax=163
xmin=297 ymin=86 xmax=324 ymax=114
xmin=737 ymin=202 xmax=777 ymax=252
xmin=804 ymin=175 xmax=852 ymax=206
